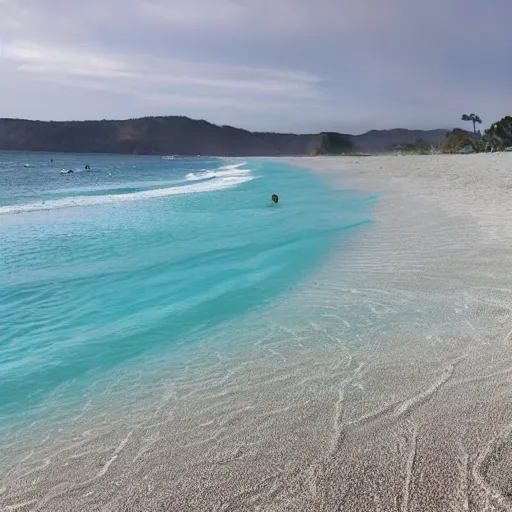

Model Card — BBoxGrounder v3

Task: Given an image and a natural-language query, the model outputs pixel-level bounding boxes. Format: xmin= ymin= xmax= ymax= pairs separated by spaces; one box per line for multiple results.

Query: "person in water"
xmin=272 ymin=194 xmax=279 ymax=204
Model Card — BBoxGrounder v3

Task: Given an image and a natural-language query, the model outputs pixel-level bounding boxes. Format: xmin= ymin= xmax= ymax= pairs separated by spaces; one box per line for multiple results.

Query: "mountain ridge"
xmin=0 ymin=116 xmax=450 ymax=155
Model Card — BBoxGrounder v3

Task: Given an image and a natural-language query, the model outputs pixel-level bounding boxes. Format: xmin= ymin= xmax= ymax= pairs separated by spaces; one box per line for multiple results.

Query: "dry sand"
xmin=3 ymin=153 xmax=512 ymax=511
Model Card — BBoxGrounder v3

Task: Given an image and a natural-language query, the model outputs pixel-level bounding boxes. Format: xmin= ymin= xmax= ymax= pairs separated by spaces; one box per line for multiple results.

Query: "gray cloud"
xmin=0 ymin=0 xmax=510 ymax=133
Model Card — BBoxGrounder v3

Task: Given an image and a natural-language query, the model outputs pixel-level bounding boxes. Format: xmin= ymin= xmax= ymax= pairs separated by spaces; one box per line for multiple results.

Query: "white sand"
xmin=2 ymin=153 xmax=512 ymax=511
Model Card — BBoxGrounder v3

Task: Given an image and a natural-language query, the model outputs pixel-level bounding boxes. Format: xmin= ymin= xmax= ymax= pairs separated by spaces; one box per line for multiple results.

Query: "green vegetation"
xmin=389 ymin=138 xmax=436 ymax=154
xmin=442 ymin=114 xmax=512 ymax=154
xmin=308 ymin=132 xmax=354 ymax=155
xmin=482 ymin=116 xmax=512 ymax=152
xmin=442 ymin=128 xmax=479 ymax=153
xmin=320 ymin=132 xmax=355 ymax=154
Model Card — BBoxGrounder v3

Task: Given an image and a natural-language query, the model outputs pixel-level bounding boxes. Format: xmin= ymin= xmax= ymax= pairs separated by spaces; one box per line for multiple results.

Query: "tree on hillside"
xmin=482 ymin=116 xmax=512 ymax=151
xmin=308 ymin=132 xmax=354 ymax=155
xmin=442 ymin=128 xmax=478 ymax=153
xmin=461 ymin=113 xmax=482 ymax=137
xmin=389 ymin=138 xmax=434 ymax=154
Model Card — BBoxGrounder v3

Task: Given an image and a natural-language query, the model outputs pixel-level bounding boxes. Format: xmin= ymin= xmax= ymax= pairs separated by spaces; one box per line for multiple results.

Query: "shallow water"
xmin=0 ymin=152 xmax=370 ymax=429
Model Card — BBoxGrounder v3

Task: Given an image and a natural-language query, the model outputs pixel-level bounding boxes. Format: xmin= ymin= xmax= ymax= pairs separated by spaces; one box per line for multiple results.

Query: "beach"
xmin=282 ymin=153 xmax=512 ymax=511
xmin=3 ymin=153 xmax=512 ymax=511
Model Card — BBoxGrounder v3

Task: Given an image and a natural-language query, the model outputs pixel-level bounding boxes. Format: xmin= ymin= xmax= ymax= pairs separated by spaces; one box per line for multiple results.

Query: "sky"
xmin=0 ymin=0 xmax=510 ymax=134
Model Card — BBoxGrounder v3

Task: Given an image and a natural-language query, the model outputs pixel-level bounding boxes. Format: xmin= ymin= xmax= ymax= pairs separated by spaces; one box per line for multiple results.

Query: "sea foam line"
xmin=0 ymin=175 xmax=253 ymax=215
xmin=185 ymin=162 xmax=250 ymax=182
xmin=51 ymin=180 xmax=184 ymax=195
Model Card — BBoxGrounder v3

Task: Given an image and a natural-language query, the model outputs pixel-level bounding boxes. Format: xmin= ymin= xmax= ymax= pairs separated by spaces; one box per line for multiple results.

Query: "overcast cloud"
xmin=0 ymin=0 xmax=510 ymax=133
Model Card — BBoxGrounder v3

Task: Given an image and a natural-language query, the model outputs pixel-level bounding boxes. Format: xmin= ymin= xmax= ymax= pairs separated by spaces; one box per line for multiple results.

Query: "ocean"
xmin=0 ymin=152 xmax=370 ymax=433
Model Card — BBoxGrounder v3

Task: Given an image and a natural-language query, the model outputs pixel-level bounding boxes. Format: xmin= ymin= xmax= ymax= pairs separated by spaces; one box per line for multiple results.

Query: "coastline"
xmin=0 ymin=156 xmax=369 ymax=511
xmin=3 ymin=153 xmax=512 ymax=510
xmin=282 ymin=153 xmax=512 ymax=510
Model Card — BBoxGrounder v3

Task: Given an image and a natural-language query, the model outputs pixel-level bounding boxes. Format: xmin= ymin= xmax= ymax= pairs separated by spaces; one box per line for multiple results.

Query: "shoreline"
xmin=3 ymin=153 xmax=512 ymax=510
xmin=282 ymin=153 xmax=512 ymax=510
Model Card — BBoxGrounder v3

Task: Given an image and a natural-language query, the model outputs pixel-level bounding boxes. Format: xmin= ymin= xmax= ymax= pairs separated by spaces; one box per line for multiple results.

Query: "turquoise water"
xmin=0 ymin=152 xmax=370 ymax=427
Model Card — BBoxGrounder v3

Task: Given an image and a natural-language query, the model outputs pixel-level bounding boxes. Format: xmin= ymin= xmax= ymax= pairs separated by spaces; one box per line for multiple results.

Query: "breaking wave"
xmin=0 ymin=172 xmax=253 ymax=215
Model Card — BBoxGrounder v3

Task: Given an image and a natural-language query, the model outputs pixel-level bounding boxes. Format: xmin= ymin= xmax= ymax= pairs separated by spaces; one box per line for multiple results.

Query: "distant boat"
xmin=161 ymin=156 xmax=175 ymax=160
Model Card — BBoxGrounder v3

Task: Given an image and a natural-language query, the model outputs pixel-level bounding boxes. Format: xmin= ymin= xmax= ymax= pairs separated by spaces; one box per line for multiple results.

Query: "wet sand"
xmin=283 ymin=153 xmax=512 ymax=511
xmin=3 ymin=153 xmax=512 ymax=511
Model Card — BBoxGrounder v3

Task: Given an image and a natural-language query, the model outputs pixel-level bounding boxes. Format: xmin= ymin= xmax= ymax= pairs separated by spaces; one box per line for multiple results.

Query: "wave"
xmin=0 ymin=174 xmax=253 ymax=215
xmin=185 ymin=162 xmax=250 ymax=182
xmin=51 ymin=180 xmax=184 ymax=196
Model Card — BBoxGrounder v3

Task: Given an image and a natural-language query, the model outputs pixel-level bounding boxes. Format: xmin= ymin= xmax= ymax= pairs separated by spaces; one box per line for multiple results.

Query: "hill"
xmin=349 ymin=128 xmax=450 ymax=153
xmin=0 ymin=116 xmax=449 ymax=156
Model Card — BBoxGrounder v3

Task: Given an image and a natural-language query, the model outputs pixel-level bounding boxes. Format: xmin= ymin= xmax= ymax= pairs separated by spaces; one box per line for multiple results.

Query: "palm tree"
xmin=461 ymin=113 xmax=482 ymax=137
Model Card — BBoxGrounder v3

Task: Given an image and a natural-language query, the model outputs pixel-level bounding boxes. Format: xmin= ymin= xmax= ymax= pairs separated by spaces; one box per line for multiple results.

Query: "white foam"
xmin=185 ymin=162 xmax=250 ymax=182
xmin=185 ymin=171 xmax=215 ymax=181
xmin=220 ymin=162 xmax=247 ymax=171
xmin=52 ymin=180 xmax=182 ymax=195
xmin=0 ymin=175 xmax=253 ymax=215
